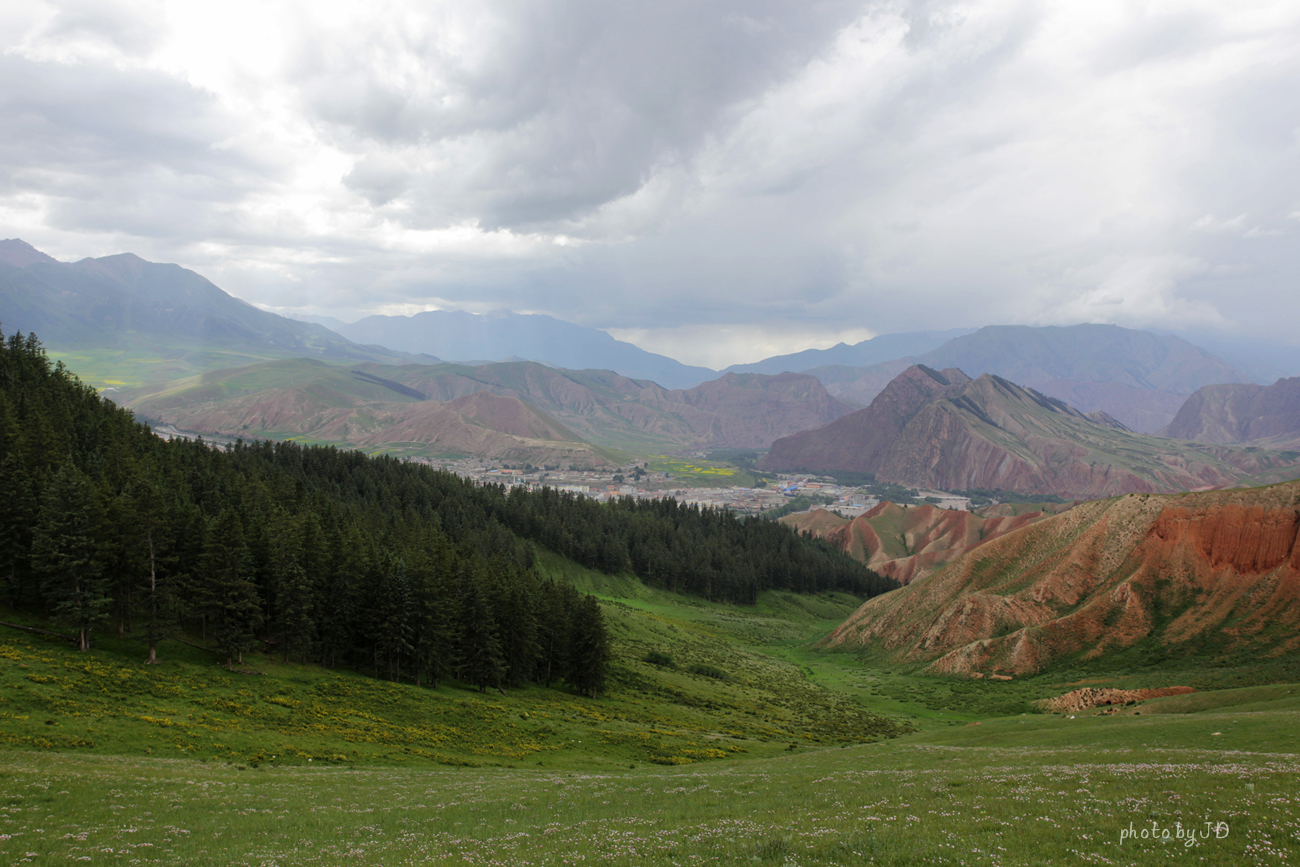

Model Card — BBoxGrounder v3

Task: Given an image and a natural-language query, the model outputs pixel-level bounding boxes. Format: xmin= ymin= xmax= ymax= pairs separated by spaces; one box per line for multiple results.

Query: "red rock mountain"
xmin=824 ymin=481 xmax=1300 ymax=675
xmin=762 ymin=364 xmax=1300 ymax=499
xmin=1161 ymin=377 xmax=1300 ymax=450
xmin=781 ymin=501 xmax=1064 ymax=585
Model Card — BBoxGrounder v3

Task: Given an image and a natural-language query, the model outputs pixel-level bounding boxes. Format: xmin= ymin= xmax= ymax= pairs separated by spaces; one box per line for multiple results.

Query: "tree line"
xmin=0 ymin=329 xmax=608 ymax=695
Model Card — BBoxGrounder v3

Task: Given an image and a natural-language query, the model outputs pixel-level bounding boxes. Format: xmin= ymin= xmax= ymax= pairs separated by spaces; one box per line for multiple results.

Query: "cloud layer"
xmin=4 ymin=0 xmax=1299 ymax=366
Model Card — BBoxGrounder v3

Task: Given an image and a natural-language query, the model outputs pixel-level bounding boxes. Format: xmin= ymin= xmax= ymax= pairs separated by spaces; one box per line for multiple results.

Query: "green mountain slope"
xmin=0 ymin=240 xmax=417 ymax=387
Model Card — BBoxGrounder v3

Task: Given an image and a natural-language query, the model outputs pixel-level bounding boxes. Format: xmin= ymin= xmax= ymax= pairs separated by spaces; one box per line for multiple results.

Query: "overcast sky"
xmin=3 ymin=0 xmax=1298 ymax=367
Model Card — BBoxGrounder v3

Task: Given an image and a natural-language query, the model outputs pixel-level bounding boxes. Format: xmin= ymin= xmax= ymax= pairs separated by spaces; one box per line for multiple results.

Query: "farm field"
xmin=2 ymin=558 xmax=1298 ymax=865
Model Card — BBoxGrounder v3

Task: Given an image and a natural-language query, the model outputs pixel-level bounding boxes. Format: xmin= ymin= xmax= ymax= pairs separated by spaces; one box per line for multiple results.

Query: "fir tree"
xmin=457 ymin=577 xmax=505 ymax=693
xmin=32 ymin=464 xmax=109 ymax=650
xmin=567 ymin=595 xmax=610 ymax=698
xmin=198 ymin=509 xmax=263 ymax=667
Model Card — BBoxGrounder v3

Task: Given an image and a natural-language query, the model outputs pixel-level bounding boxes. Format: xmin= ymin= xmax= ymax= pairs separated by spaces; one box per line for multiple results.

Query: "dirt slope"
xmin=824 ymin=481 xmax=1300 ymax=675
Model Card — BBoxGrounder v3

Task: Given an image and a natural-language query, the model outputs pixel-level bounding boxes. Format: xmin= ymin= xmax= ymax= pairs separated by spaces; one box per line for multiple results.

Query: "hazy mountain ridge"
xmin=121 ymin=358 xmax=854 ymax=456
xmin=741 ymin=324 xmax=1258 ymax=433
xmin=123 ymin=358 xmax=616 ymax=466
xmin=1161 ymin=377 xmax=1300 ymax=450
xmin=0 ymin=240 xmax=415 ymax=382
xmin=723 ymin=329 xmax=973 ymax=376
xmin=824 ymin=481 xmax=1300 ymax=676
xmin=333 ymin=309 xmax=717 ymax=390
xmin=761 ymin=363 xmax=1300 ymax=499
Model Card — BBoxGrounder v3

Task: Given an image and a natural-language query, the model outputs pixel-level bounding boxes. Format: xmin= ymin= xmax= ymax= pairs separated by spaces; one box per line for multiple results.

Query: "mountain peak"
xmin=763 ymin=363 xmax=1297 ymax=498
xmin=0 ymin=239 xmax=59 ymax=269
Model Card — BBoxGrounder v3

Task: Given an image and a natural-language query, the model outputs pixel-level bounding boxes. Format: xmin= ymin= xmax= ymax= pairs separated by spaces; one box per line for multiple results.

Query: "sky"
xmin=2 ymin=0 xmax=1299 ymax=368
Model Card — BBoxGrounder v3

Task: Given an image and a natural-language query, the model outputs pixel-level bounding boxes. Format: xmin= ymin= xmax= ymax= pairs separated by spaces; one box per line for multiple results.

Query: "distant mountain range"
xmin=825 ymin=480 xmax=1300 ymax=676
xmin=120 ymin=359 xmax=853 ymax=458
xmin=723 ymin=329 xmax=975 ymax=376
xmin=7 ymin=237 xmax=1295 ymax=472
xmin=761 ymin=364 xmax=1300 ymax=499
xmin=779 ymin=324 xmax=1256 ymax=433
xmin=326 ymin=309 xmax=717 ymax=390
xmin=0 ymin=239 xmax=416 ymax=385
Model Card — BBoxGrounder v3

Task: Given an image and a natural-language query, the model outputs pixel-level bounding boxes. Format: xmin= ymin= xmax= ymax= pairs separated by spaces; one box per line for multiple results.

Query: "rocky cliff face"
xmin=824 ymin=481 xmax=1300 ymax=675
xmin=781 ymin=501 xmax=1059 ymax=586
xmin=763 ymin=365 xmax=1300 ymax=499
xmin=1161 ymin=377 xmax=1300 ymax=450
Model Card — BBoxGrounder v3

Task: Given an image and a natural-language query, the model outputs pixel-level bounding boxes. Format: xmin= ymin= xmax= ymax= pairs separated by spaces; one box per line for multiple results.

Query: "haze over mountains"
xmin=6 ymin=238 xmax=1300 ymax=494
xmin=329 ymin=310 xmax=716 ymax=390
xmin=0 ymin=240 xmax=414 ymax=383
xmin=121 ymin=358 xmax=852 ymax=458
xmin=1162 ymin=377 xmax=1300 ymax=450
xmin=749 ymin=324 xmax=1257 ymax=433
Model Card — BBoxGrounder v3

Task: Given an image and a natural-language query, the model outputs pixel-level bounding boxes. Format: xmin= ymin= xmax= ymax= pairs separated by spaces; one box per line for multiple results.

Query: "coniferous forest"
xmin=0 ymin=328 xmax=893 ymax=698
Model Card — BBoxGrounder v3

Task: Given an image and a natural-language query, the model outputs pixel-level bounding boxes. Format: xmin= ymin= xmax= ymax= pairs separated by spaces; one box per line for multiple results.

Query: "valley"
xmin=4 ymin=560 xmax=1299 ymax=866
xmin=6 ymin=251 xmax=1300 ymax=866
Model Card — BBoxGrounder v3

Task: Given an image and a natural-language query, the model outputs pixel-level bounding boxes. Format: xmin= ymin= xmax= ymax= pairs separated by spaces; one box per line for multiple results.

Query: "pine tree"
xmin=457 ymin=577 xmax=504 ymax=693
xmin=198 ymin=509 xmax=263 ymax=667
xmin=0 ymin=451 xmax=38 ymax=608
xmin=567 ymin=595 xmax=610 ymax=698
xmin=278 ymin=558 xmax=315 ymax=664
xmin=32 ymin=464 xmax=109 ymax=650
xmin=372 ymin=554 xmax=414 ymax=681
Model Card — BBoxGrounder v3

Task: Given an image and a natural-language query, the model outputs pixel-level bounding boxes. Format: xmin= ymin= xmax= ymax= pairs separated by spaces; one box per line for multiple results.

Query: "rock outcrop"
xmin=823 ymin=481 xmax=1300 ymax=675
xmin=1037 ymin=687 xmax=1196 ymax=714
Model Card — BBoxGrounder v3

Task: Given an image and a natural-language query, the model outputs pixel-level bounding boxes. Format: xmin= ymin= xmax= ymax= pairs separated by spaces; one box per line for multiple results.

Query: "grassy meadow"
xmin=2 ymin=554 xmax=1299 ymax=865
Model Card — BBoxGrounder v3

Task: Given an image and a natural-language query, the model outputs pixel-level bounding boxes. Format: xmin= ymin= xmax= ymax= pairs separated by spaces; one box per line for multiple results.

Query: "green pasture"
xmin=3 ymin=558 xmax=1300 ymax=865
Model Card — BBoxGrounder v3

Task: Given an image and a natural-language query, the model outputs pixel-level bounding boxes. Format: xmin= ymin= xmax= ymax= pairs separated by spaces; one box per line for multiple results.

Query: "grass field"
xmin=647 ymin=456 xmax=760 ymax=489
xmin=2 ymin=558 xmax=1299 ymax=865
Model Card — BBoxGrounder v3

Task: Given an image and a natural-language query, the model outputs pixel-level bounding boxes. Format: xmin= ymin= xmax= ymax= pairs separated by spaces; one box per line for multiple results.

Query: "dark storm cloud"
xmin=292 ymin=0 xmax=864 ymax=231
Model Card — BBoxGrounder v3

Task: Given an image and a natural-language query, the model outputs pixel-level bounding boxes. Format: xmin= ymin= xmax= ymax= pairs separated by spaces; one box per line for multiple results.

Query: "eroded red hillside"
xmin=824 ymin=481 xmax=1300 ymax=675
xmin=782 ymin=502 xmax=1057 ymax=586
